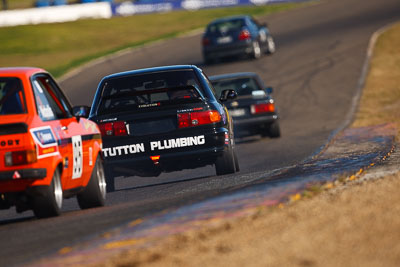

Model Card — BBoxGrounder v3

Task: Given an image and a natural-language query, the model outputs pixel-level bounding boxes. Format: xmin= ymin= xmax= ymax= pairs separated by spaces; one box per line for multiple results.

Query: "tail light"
xmin=5 ymin=149 xmax=37 ymax=166
xmin=251 ymin=102 xmax=275 ymax=114
xmin=238 ymin=30 xmax=251 ymax=40
xmin=202 ymin=37 xmax=210 ymax=46
xmin=178 ymin=110 xmax=221 ymax=128
xmin=99 ymin=121 xmax=127 ymax=136
xmin=150 ymin=155 xmax=160 ymax=165
xmin=113 ymin=121 xmax=128 ymax=136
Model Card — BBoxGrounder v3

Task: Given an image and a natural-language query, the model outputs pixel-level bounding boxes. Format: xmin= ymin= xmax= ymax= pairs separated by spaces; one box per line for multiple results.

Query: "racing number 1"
xmin=72 ymin=135 xmax=83 ymax=179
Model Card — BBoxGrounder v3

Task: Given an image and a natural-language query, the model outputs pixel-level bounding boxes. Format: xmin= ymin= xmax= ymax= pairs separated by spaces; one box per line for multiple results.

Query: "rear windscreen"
xmin=97 ymin=70 xmax=205 ymax=115
xmin=0 ymin=77 xmax=26 ymax=115
xmin=207 ymin=19 xmax=245 ymax=35
xmin=211 ymin=77 xmax=262 ymax=96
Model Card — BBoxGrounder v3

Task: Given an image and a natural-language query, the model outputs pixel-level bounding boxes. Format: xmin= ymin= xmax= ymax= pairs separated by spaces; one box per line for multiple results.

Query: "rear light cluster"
xmin=178 ymin=110 xmax=221 ymax=128
xmin=202 ymin=37 xmax=210 ymax=46
xmin=251 ymin=102 xmax=275 ymax=114
xmin=5 ymin=149 xmax=37 ymax=166
xmin=99 ymin=121 xmax=127 ymax=136
xmin=238 ymin=30 xmax=251 ymax=40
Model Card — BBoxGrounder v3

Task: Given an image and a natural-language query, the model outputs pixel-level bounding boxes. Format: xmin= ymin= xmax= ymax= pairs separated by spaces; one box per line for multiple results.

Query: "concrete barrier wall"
xmin=0 ymin=0 xmax=301 ymax=27
xmin=0 ymin=2 xmax=112 ymax=27
xmin=112 ymin=0 xmax=300 ymax=16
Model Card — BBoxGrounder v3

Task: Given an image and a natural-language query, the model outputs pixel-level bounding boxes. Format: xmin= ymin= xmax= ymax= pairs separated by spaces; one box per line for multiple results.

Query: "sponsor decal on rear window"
xmin=102 ymin=135 xmax=206 ymax=157
xmin=38 ymin=104 xmax=55 ymax=120
xmin=138 ymin=103 xmax=161 ymax=108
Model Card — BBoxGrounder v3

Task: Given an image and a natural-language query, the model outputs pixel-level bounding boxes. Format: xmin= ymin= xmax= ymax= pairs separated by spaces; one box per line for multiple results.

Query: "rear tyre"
xmin=204 ymin=55 xmax=217 ymax=65
xmin=32 ymin=168 xmax=63 ymax=218
xmin=266 ymin=36 xmax=276 ymax=54
xmin=250 ymin=41 xmax=261 ymax=59
xmin=215 ymin=145 xmax=236 ymax=175
xmin=77 ymin=158 xmax=106 ymax=209
xmin=204 ymin=56 xmax=213 ymax=65
xmin=233 ymin=148 xmax=240 ymax=172
xmin=104 ymin=167 xmax=115 ymax=193
xmin=268 ymin=121 xmax=281 ymax=138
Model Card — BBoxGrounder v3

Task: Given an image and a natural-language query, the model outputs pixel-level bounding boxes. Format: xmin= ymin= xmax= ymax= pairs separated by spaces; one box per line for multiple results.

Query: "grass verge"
xmin=351 ymin=22 xmax=400 ymax=137
xmin=0 ymin=3 xmax=303 ymax=77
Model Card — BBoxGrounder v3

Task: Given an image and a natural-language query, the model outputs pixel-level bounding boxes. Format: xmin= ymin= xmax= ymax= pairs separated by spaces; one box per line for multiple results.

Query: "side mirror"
xmin=266 ymin=87 xmax=273 ymax=94
xmin=219 ymin=89 xmax=237 ymax=102
xmin=72 ymin=105 xmax=90 ymax=119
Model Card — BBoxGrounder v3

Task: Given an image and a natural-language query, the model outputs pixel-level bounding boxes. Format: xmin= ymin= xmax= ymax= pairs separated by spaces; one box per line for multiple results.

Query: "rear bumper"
xmin=106 ymin=146 xmax=225 ymax=177
xmin=203 ymin=41 xmax=253 ymax=59
xmin=234 ymin=114 xmax=278 ymax=127
xmin=102 ymin=128 xmax=230 ymax=176
xmin=233 ymin=114 xmax=278 ymax=136
xmin=0 ymin=168 xmax=47 ymax=181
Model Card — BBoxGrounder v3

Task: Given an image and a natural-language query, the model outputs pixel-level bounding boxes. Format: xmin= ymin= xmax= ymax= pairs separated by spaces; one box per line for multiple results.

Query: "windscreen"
xmin=211 ymin=77 xmax=261 ymax=96
xmin=97 ymin=70 xmax=205 ymax=115
xmin=0 ymin=77 xmax=26 ymax=115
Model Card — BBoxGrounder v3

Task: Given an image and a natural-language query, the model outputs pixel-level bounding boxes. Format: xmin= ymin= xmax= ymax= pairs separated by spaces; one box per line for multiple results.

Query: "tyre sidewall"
xmin=77 ymin=157 xmax=106 ymax=209
xmin=215 ymin=144 xmax=236 ymax=175
xmin=32 ymin=168 xmax=63 ymax=218
xmin=267 ymin=36 xmax=276 ymax=54
xmin=269 ymin=121 xmax=281 ymax=138
xmin=251 ymin=41 xmax=261 ymax=59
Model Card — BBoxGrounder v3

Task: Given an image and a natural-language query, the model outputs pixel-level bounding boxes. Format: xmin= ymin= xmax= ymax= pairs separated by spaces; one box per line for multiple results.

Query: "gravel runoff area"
xmin=94 ymin=23 xmax=400 ymax=267
xmin=102 ymin=153 xmax=400 ymax=267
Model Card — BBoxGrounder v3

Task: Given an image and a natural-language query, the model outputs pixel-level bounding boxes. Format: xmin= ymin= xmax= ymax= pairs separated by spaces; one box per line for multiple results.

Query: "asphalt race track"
xmin=1 ymin=0 xmax=400 ymax=266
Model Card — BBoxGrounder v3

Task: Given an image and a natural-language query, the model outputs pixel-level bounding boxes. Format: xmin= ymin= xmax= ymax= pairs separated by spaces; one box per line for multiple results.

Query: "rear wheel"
xmin=204 ymin=56 xmax=213 ymax=65
xmin=204 ymin=55 xmax=217 ymax=65
xmin=250 ymin=41 xmax=261 ymax=59
xmin=234 ymin=148 xmax=240 ymax=172
xmin=215 ymin=145 xmax=236 ymax=175
xmin=265 ymin=121 xmax=281 ymax=138
xmin=266 ymin=36 xmax=276 ymax=54
xmin=32 ymin=168 xmax=63 ymax=218
xmin=77 ymin=158 xmax=106 ymax=209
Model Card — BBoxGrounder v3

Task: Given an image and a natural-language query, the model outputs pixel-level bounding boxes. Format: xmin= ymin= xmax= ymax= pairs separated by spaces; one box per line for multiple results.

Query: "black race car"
xmin=89 ymin=65 xmax=239 ymax=192
xmin=209 ymin=72 xmax=280 ymax=138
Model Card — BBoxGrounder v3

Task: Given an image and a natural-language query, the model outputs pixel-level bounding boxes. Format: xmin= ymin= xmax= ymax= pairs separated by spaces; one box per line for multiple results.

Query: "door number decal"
xmin=72 ymin=135 xmax=83 ymax=179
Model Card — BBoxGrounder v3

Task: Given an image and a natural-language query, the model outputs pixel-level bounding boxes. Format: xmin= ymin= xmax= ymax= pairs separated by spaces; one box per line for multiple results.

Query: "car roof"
xmin=102 ymin=65 xmax=200 ymax=80
xmin=208 ymin=15 xmax=250 ymax=25
xmin=0 ymin=67 xmax=46 ymax=77
xmin=209 ymin=72 xmax=260 ymax=81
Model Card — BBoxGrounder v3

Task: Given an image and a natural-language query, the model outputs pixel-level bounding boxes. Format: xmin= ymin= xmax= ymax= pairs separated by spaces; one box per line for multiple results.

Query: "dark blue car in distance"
xmin=202 ymin=15 xmax=276 ymax=64
xmin=89 ymin=65 xmax=240 ymax=192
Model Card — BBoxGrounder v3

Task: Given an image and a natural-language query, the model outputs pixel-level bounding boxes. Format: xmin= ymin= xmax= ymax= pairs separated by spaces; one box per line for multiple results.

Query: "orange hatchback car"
xmin=0 ymin=67 xmax=106 ymax=218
